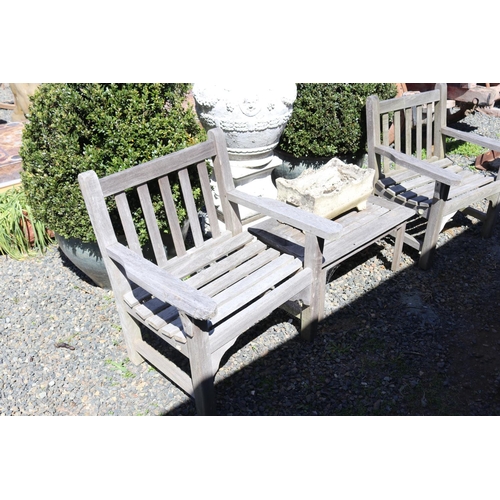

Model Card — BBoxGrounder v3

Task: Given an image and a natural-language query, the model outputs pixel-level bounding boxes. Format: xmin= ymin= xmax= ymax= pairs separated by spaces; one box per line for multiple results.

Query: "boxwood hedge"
xmin=277 ymin=83 xmax=397 ymax=159
xmin=20 ymin=83 xmax=206 ymax=243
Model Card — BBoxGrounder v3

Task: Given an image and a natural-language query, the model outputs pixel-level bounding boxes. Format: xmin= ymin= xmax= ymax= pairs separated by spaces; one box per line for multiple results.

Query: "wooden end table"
xmin=249 ymin=195 xmax=415 ymax=276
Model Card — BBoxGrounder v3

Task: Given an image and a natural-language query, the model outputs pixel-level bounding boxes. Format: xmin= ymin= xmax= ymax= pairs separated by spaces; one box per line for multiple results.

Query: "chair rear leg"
xmin=481 ymin=194 xmax=500 ymax=238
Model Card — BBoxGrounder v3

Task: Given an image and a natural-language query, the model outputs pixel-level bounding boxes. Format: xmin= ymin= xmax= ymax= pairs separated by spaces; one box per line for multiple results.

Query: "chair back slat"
xmin=137 ymin=183 xmax=168 ymax=267
xmin=415 ymin=105 xmax=423 ymax=159
xmin=115 ymin=192 xmax=142 ymax=255
xmin=80 ymin=129 xmax=243 ymax=271
xmin=367 ymin=84 xmax=447 ymax=177
xmin=404 ymin=107 xmax=412 ymax=155
xmin=178 ymin=168 xmax=204 ymax=248
xmin=197 ymin=160 xmax=221 ymax=239
xmin=158 ymin=174 xmax=187 ymax=258
xmin=99 ymin=140 xmax=217 ymax=197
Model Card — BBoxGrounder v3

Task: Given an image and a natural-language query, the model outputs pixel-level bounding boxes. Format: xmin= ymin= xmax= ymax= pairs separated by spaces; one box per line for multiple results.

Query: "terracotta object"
xmin=475 ymin=150 xmax=500 ymax=171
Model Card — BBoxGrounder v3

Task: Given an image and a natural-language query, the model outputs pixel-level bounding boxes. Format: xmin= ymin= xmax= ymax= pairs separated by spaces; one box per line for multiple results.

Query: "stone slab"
xmin=276 ymin=158 xmax=375 ymax=219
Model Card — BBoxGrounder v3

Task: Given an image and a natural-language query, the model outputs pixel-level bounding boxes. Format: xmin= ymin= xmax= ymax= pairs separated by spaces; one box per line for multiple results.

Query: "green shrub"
xmin=20 ymin=83 xmax=206 ymax=244
xmin=278 ymin=83 xmax=397 ymax=159
xmin=0 ymin=187 xmax=54 ymax=259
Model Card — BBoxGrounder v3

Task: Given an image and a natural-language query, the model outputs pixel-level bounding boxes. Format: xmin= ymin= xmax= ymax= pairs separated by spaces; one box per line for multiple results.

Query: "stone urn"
xmin=192 ymin=84 xmax=297 ymax=168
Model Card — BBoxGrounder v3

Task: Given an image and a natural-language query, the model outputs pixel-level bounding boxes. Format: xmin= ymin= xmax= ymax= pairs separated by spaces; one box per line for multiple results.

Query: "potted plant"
xmin=0 ymin=186 xmax=54 ymax=259
xmin=20 ymin=83 xmax=206 ymax=287
xmin=274 ymin=83 xmax=397 ymax=179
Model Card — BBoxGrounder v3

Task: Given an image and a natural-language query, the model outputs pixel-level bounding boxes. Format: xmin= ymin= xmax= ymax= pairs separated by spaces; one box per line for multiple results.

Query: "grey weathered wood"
xmin=197 ymin=161 xmax=221 ymax=239
xmin=78 ymin=127 xmax=334 ymax=415
xmin=178 ymin=168 xmax=204 ymax=248
xmin=374 ymin=145 xmax=462 ymax=185
xmin=107 ymin=242 xmax=218 ymax=320
xmin=158 ymin=174 xmax=187 ymax=257
xmin=78 ymin=171 xmax=143 ymax=365
xmin=249 ymin=197 xmax=414 ymax=278
xmin=137 ymin=183 xmax=168 ymax=267
xmin=367 ymin=82 xmax=500 ymax=269
xmin=99 ymin=140 xmax=217 ymax=197
xmin=115 ymin=192 xmax=142 ymax=255
xmin=300 ymin=232 xmax=325 ymax=341
xmin=227 ymin=189 xmax=343 ymax=240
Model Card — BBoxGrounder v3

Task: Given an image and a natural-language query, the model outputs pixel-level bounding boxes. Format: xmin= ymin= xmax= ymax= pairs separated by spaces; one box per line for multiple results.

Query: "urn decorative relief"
xmin=192 ymin=84 xmax=297 ymax=168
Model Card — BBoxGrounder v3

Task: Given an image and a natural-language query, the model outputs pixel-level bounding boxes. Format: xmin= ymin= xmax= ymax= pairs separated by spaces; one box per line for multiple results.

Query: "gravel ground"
xmin=1 ymin=85 xmax=500 ymax=416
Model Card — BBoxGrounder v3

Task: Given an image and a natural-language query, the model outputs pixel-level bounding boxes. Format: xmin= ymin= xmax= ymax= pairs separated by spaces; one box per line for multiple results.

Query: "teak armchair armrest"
xmin=106 ymin=242 xmax=218 ymax=321
xmin=375 ymin=145 xmax=462 ymax=186
xmin=227 ymin=189 xmax=343 ymax=240
xmin=442 ymin=126 xmax=500 ymax=159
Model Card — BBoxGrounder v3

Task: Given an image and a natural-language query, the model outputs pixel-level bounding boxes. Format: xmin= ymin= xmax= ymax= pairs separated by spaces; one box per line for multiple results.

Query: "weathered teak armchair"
xmin=78 ymin=128 xmax=342 ymax=415
xmin=366 ymin=83 xmax=500 ymax=269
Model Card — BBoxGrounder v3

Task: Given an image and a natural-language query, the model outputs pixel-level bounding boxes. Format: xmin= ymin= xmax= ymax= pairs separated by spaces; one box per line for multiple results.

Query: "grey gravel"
xmin=1 ymin=87 xmax=500 ymax=415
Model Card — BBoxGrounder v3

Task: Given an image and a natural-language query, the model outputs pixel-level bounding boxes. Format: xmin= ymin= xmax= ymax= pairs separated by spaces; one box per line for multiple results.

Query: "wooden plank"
xmin=227 ymin=189 xmax=343 ymax=240
xmin=185 ymin=239 xmax=267 ymax=289
xmin=379 ymin=169 xmax=422 ymax=187
xmin=415 ymin=105 xmax=423 ymax=159
xmin=211 ymin=254 xmax=302 ymax=325
xmin=158 ymin=174 xmax=187 ymax=257
xmin=107 ymin=242 xmax=218 ymax=320
xmin=387 ymin=183 xmax=412 ymax=197
xmin=99 ymin=140 xmax=217 ymax=196
xmin=323 ymin=211 xmax=410 ymax=265
xmin=115 ymin=192 xmax=142 ymax=255
xmin=210 ymin=268 xmax=312 ymax=353
xmin=209 ymin=128 xmax=242 ymax=235
xmin=146 ymin=305 xmax=178 ymax=331
xmin=198 ymin=247 xmax=281 ymax=297
xmin=404 ymin=107 xmax=412 ymax=155
xmin=197 ymin=161 xmax=221 ymax=238
xmin=378 ymin=89 xmax=441 ymax=113
xmin=163 ymin=231 xmax=251 ymax=279
xmin=249 ymin=222 xmax=305 ymax=260
xmin=178 ymin=168 xmax=204 ymax=247
xmin=133 ymin=297 xmax=168 ymax=320
xmin=250 ymin=200 xmax=413 ymax=273
xmin=137 ymin=184 xmax=168 ymax=267
xmin=300 ymin=232 xmax=325 ymax=340
xmin=78 ymin=170 xmax=143 ymax=365
xmin=442 ymin=126 xmax=500 ymax=152
xmin=375 ymin=145 xmax=462 ymax=185
xmin=123 ymin=286 xmax=152 ymax=308
xmin=134 ymin=338 xmax=194 ymax=395
xmin=446 ymin=180 xmax=500 ymax=215
xmin=426 ymin=108 xmax=433 ymax=158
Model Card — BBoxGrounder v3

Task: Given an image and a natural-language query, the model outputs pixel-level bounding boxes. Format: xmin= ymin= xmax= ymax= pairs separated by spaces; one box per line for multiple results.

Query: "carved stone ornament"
xmin=193 ymin=84 xmax=297 ymax=168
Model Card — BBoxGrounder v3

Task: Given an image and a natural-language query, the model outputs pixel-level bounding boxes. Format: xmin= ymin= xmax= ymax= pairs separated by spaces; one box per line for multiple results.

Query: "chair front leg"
xmin=300 ymin=233 xmax=326 ymax=341
xmin=181 ymin=313 xmax=216 ymax=416
xmin=419 ymin=181 xmax=450 ymax=270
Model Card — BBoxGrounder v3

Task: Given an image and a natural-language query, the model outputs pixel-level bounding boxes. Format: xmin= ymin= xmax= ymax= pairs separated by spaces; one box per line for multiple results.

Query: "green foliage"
xmin=278 ymin=83 xmax=397 ymax=158
xmin=0 ymin=187 xmax=54 ymax=259
xmin=105 ymin=358 xmax=135 ymax=378
xmin=446 ymin=137 xmax=487 ymax=157
xmin=20 ymin=83 xmax=207 ymax=243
